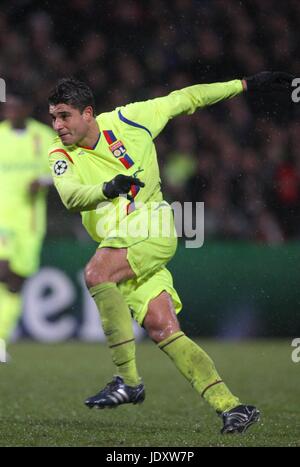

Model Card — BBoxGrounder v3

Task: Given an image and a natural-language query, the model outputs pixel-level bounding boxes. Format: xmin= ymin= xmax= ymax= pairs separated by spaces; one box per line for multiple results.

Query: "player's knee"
xmin=84 ymin=262 xmax=111 ymax=288
xmin=144 ymin=296 xmax=181 ymax=343
xmin=147 ymin=326 xmax=164 ymax=343
xmin=145 ymin=318 xmax=181 ymax=343
xmin=147 ymin=326 xmax=178 ymax=343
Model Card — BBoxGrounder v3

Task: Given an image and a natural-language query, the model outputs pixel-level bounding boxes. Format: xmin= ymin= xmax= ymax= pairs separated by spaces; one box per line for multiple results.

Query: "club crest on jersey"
xmin=54 ymin=160 xmax=68 ymax=175
xmin=109 ymin=140 xmax=126 ymax=159
xmin=103 ymin=130 xmax=134 ymax=169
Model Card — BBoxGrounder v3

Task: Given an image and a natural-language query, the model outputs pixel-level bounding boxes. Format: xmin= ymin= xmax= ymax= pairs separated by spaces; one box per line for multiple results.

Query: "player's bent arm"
xmin=119 ymin=79 xmax=244 ymax=139
xmin=49 ymin=152 xmax=107 ymax=212
xmin=55 ymin=173 xmax=144 ymax=211
xmin=54 ymin=178 xmax=106 ymax=212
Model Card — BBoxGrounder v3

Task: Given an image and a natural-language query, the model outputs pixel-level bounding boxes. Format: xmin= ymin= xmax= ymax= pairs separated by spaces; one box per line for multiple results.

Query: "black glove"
xmin=244 ymin=71 xmax=295 ymax=92
xmin=103 ymin=174 xmax=145 ymax=201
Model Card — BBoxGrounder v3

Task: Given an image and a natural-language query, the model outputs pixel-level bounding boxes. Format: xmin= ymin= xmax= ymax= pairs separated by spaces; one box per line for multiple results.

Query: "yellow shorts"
xmin=99 ymin=202 xmax=182 ymax=325
xmin=0 ymin=226 xmax=43 ymax=277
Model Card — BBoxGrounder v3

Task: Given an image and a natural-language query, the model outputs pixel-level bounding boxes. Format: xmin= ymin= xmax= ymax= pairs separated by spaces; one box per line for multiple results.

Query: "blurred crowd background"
xmin=1 ymin=0 xmax=300 ymax=243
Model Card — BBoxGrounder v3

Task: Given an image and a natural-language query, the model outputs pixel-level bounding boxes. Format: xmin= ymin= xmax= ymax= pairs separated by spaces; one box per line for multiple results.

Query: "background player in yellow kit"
xmin=0 ymin=92 xmax=54 ymax=344
xmin=48 ymin=72 xmax=293 ymax=434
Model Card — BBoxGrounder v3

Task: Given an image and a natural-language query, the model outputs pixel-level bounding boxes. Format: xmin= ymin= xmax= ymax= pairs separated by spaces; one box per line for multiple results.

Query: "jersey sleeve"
xmin=119 ymin=79 xmax=243 ymax=139
xmin=48 ymin=148 xmax=107 ymax=212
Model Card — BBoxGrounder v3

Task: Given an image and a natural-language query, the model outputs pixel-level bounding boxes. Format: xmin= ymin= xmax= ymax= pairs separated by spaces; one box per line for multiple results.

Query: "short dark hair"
xmin=48 ymin=78 xmax=96 ymax=115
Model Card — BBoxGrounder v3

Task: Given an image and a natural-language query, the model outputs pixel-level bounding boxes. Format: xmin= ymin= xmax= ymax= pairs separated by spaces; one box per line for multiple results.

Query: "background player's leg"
xmin=0 ymin=262 xmax=24 ymax=343
xmin=85 ymin=247 xmax=141 ymax=387
xmin=143 ymin=291 xmax=240 ymax=413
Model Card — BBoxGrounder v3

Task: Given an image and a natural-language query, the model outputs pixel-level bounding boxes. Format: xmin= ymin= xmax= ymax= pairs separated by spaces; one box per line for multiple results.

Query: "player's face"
xmin=49 ymin=103 xmax=92 ymax=146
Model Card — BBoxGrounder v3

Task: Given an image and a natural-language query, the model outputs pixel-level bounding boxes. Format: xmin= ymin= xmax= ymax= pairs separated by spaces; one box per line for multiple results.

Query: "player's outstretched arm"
xmin=116 ymin=71 xmax=296 ymax=146
xmin=119 ymin=79 xmax=244 ymax=140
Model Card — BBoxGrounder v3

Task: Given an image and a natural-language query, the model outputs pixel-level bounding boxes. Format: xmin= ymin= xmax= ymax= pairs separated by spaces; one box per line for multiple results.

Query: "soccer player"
xmin=0 ymin=92 xmax=54 ymax=344
xmin=48 ymin=72 xmax=293 ymax=434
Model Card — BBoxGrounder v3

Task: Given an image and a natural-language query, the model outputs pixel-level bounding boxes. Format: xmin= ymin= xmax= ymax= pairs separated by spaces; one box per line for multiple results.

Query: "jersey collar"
xmin=77 ymin=132 xmax=101 ymax=150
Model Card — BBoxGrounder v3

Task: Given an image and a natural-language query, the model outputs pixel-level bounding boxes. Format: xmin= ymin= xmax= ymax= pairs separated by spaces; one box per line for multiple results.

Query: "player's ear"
xmin=82 ymin=106 xmax=94 ymax=121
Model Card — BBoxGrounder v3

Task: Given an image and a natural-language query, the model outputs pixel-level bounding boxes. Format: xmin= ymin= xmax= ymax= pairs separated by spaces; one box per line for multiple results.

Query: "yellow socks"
xmin=158 ymin=331 xmax=240 ymax=413
xmin=89 ymin=282 xmax=141 ymax=386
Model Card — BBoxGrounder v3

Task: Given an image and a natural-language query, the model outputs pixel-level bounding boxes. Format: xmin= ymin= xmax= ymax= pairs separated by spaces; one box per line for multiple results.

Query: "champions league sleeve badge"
xmin=54 ymin=160 xmax=68 ymax=175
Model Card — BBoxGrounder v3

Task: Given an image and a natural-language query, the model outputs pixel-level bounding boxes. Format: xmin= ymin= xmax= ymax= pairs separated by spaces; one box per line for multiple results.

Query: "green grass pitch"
xmin=1 ymin=340 xmax=299 ymax=447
